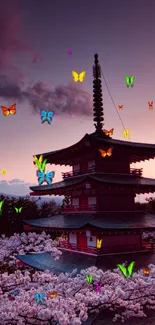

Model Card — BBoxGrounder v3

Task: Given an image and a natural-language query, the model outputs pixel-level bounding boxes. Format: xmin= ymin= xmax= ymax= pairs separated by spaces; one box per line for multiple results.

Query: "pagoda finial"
xmin=93 ymin=53 xmax=104 ymax=133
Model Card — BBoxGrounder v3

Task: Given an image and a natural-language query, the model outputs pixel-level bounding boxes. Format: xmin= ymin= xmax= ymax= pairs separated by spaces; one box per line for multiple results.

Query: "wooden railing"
xmin=142 ymin=241 xmax=155 ymax=250
xmin=63 ymin=204 xmax=96 ymax=213
xmin=62 ymin=168 xmax=143 ymax=179
xmin=59 ymin=241 xmax=100 ymax=254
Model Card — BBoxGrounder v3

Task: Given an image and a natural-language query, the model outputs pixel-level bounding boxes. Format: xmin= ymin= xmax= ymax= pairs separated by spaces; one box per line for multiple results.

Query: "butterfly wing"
xmin=86 ymin=275 xmax=89 ymax=282
xmin=103 ymin=129 xmax=109 ymax=136
xmin=9 ymin=104 xmax=16 ymax=115
xmin=45 ymin=171 xmax=55 ymax=185
xmin=107 ymin=147 xmax=113 ymax=156
xmin=125 ymin=76 xmax=130 ymax=87
xmin=15 ymin=207 xmax=18 ymax=213
xmin=38 ymin=155 xmax=43 ymax=164
xmin=130 ymin=75 xmax=135 ymax=87
xmin=40 ymin=159 xmax=47 ymax=172
xmin=37 ymin=171 xmax=45 ymax=185
xmin=40 ymin=110 xmax=47 ymax=123
xmin=79 ymin=71 xmax=86 ymax=82
xmin=19 ymin=207 xmax=22 ymax=213
xmin=118 ymin=105 xmax=123 ymax=110
xmin=127 ymin=261 xmax=135 ymax=277
xmin=109 ymin=128 xmax=114 ymax=135
xmin=0 ymin=200 xmax=4 ymax=209
xmin=117 ymin=264 xmax=127 ymax=278
xmin=1 ymin=107 xmax=10 ymax=116
xmin=90 ymin=275 xmax=93 ymax=283
xmin=72 ymin=71 xmax=79 ymax=82
xmin=47 ymin=111 xmax=54 ymax=124
xmin=99 ymin=149 xmax=106 ymax=157
xmin=40 ymin=293 xmax=45 ymax=298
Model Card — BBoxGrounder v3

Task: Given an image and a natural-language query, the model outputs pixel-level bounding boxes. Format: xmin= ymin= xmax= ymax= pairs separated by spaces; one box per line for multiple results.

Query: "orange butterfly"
xmin=49 ymin=291 xmax=57 ymax=298
xmin=103 ymin=128 xmax=114 ymax=136
xmin=1 ymin=104 xmax=16 ymax=116
xmin=142 ymin=268 xmax=150 ymax=275
xmin=148 ymin=101 xmax=153 ymax=109
xmin=99 ymin=148 xmax=113 ymax=158
xmin=118 ymin=105 xmax=123 ymax=110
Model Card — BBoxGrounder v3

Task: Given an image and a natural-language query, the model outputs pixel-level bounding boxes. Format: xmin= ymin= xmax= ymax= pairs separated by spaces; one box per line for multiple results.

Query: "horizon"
xmin=0 ymin=0 xmax=155 ymax=203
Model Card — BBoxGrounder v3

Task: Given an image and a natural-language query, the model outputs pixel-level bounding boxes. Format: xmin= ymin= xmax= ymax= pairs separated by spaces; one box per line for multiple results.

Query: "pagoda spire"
xmin=93 ymin=54 xmax=104 ymax=133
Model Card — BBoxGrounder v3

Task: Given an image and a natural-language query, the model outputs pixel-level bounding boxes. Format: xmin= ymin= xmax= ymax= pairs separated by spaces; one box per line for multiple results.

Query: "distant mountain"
xmin=0 ymin=193 xmax=64 ymax=206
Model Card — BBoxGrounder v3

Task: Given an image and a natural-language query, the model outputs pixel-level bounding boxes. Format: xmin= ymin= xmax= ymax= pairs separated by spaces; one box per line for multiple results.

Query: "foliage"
xmin=0 ymin=232 xmax=155 ymax=324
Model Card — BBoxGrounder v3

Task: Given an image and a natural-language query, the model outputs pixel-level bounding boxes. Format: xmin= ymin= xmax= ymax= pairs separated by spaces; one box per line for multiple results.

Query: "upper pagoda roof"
xmin=34 ymin=132 xmax=155 ymax=165
xmin=30 ymin=173 xmax=155 ymax=195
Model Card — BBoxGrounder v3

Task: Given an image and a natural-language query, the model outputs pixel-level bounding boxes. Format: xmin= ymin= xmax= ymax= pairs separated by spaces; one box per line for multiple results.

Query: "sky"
xmin=0 ymin=0 xmax=155 ymax=202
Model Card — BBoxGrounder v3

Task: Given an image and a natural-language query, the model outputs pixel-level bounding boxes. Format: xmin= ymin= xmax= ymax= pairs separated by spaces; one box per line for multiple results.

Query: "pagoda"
xmin=26 ymin=53 xmax=155 ymax=255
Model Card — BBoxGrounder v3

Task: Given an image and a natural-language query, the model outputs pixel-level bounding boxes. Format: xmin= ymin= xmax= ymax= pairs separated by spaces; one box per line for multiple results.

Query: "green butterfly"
xmin=85 ymin=275 xmax=93 ymax=284
xmin=15 ymin=207 xmax=23 ymax=213
xmin=0 ymin=200 xmax=4 ymax=215
xmin=125 ymin=75 xmax=135 ymax=87
xmin=117 ymin=261 xmax=135 ymax=278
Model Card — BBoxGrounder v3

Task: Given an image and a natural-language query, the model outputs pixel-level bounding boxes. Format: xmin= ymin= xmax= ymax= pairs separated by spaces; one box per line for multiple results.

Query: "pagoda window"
xmin=69 ymin=233 xmax=77 ymax=244
xmin=88 ymin=197 xmax=96 ymax=208
xmin=73 ymin=164 xmax=80 ymax=175
xmin=87 ymin=235 xmax=96 ymax=247
xmin=72 ymin=198 xmax=79 ymax=208
xmin=88 ymin=160 xmax=95 ymax=172
xmin=85 ymin=183 xmax=91 ymax=189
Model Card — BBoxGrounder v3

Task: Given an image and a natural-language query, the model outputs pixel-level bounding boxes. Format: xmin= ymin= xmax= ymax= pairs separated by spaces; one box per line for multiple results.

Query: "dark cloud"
xmin=0 ymin=0 xmax=93 ymax=116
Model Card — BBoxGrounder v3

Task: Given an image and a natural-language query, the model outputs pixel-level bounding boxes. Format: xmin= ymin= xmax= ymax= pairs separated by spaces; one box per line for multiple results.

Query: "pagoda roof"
xmin=34 ymin=133 xmax=155 ymax=165
xmin=30 ymin=173 xmax=155 ymax=195
xmin=17 ymin=250 xmax=104 ymax=275
xmin=24 ymin=213 xmax=155 ymax=230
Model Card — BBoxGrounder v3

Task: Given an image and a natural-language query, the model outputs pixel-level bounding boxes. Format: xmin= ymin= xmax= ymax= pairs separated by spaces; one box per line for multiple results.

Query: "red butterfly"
xmin=118 ymin=105 xmax=123 ymax=110
xmin=49 ymin=291 xmax=57 ymax=298
xmin=148 ymin=101 xmax=153 ymax=110
xmin=142 ymin=268 xmax=150 ymax=275
xmin=1 ymin=104 xmax=16 ymax=116
xmin=103 ymin=128 xmax=114 ymax=136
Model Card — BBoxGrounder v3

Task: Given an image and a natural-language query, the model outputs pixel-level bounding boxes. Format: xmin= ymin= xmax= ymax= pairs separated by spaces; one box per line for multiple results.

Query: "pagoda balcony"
xmin=62 ymin=167 xmax=143 ymax=179
xmin=63 ymin=204 xmax=96 ymax=213
xmin=59 ymin=241 xmax=101 ymax=254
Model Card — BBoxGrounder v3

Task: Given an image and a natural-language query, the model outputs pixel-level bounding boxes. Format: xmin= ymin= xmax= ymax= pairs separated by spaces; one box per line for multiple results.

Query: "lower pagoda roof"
xmin=17 ymin=251 xmax=103 ymax=275
xmin=30 ymin=173 xmax=155 ymax=195
xmin=24 ymin=213 xmax=155 ymax=230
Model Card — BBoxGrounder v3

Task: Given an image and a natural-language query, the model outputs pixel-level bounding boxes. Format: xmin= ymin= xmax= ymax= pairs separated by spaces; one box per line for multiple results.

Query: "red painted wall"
xmin=102 ymin=234 xmax=141 ymax=252
xmin=77 ymin=233 xmax=87 ymax=247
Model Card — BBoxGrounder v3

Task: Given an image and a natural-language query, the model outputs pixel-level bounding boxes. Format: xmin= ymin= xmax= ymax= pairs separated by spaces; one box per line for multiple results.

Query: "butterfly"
xmin=1 ymin=169 xmax=6 ymax=175
xmin=49 ymin=291 xmax=57 ymax=298
xmin=103 ymin=129 xmax=114 ymax=135
xmin=15 ymin=207 xmax=22 ymax=213
xmin=96 ymin=239 xmax=102 ymax=249
xmin=99 ymin=148 xmax=113 ymax=158
xmin=1 ymin=104 xmax=16 ymax=116
xmin=68 ymin=49 xmax=72 ymax=55
xmin=33 ymin=155 xmax=47 ymax=172
xmin=96 ymin=283 xmax=102 ymax=294
xmin=148 ymin=101 xmax=153 ymax=109
xmin=117 ymin=261 xmax=135 ymax=278
xmin=103 ymin=128 xmax=114 ymax=136
xmin=72 ymin=71 xmax=86 ymax=82
xmin=123 ymin=129 xmax=130 ymax=138
xmin=142 ymin=268 xmax=150 ymax=275
xmin=34 ymin=293 xmax=45 ymax=305
xmin=85 ymin=275 xmax=93 ymax=284
xmin=125 ymin=76 xmax=135 ymax=87
xmin=0 ymin=200 xmax=4 ymax=215
xmin=118 ymin=105 xmax=123 ymax=110
xmin=37 ymin=170 xmax=55 ymax=185
xmin=40 ymin=110 xmax=54 ymax=124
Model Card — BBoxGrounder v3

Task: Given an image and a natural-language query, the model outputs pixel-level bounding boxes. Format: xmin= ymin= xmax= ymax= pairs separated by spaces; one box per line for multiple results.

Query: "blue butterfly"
xmin=37 ymin=170 xmax=55 ymax=185
xmin=40 ymin=110 xmax=54 ymax=124
xmin=34 ymin=292 xmax=45 ymax=305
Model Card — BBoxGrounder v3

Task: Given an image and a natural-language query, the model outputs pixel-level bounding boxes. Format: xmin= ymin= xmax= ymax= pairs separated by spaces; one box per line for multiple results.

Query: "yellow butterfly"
xmin=123 ymin=129 xmax=130 ymax=138
xmin=97 ymin=239 xmax=102 ymax=249
xmin=72 ymin=71 xmax=86 ymax=82
xmin=33 ymin=155 xmax=43 ymax=168
xmin=1 ymin=169 xmax=6 ymax=175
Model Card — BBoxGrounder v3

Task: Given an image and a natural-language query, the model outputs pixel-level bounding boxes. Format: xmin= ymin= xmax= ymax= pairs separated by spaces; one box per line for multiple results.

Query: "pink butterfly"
xmin=96 ymin=283 xmax=102 ymax=294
